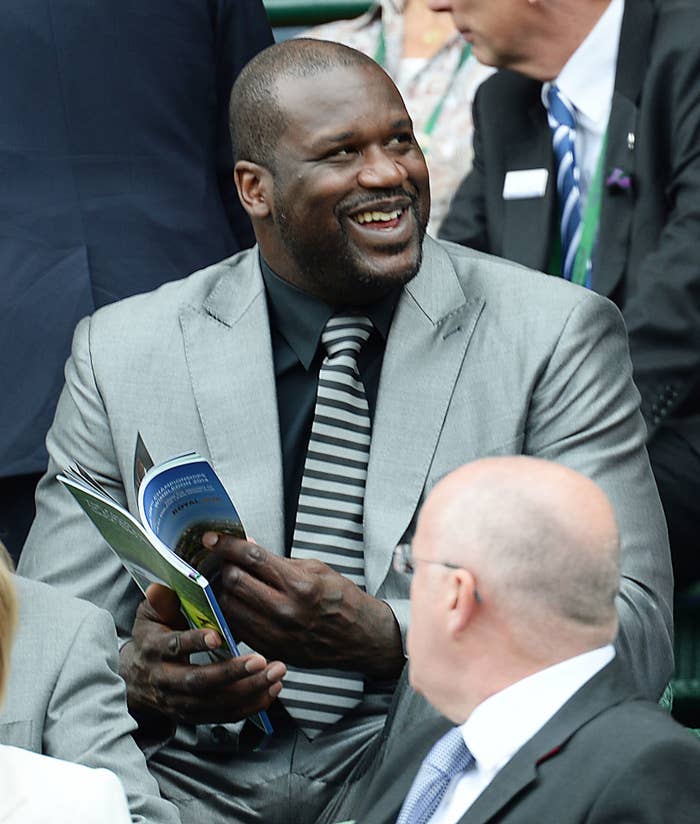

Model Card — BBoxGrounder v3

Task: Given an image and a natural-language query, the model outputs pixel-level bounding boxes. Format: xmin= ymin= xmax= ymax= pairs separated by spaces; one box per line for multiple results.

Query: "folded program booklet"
xmin=58 ymin=435 xmax=273 ymax=736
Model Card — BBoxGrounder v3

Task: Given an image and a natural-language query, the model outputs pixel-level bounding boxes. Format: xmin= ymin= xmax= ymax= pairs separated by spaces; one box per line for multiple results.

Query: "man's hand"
xmin=119 ymin=584 xmax=286 ymax=726
xmin=202 ymin=533 xmax=404 ymax=680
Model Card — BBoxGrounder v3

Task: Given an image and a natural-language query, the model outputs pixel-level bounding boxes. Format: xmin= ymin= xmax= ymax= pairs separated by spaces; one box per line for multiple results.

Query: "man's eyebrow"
xmin=312 ymin=117 xmax=414 ymax=148
xmin=313 ymin=130 xmax=356 ymax=148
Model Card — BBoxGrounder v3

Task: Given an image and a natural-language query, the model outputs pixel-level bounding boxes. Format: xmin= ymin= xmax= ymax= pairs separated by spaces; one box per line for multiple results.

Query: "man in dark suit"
xmin=432 ymin=0 xmax=700 ymax=588
xmin=342 ymin=456 xmax=700 ymax=824
xmin=0 ymin=0 xmax=273 ymax=561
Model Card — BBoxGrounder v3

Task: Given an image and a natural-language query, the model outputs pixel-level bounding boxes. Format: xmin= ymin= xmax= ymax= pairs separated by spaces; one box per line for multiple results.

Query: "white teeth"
xmin=354 ymin=208 xmax=402 ymax=225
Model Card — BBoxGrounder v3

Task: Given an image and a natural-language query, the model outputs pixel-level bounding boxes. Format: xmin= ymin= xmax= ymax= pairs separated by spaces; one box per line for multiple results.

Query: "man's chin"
xmin=350 ymin=238 xmax=424 ymax=288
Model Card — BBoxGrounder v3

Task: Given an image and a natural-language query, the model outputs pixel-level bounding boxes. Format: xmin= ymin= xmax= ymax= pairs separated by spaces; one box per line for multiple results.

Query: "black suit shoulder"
xmin=473 ymin=69 xmax=541 ymax=119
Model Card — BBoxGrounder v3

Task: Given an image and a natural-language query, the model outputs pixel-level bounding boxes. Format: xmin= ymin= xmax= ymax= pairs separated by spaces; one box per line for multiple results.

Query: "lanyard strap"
xmin=571 ymin=132 xmax=608 ymax=287
xmin=374 ymin=27 xmax=471 ymax=149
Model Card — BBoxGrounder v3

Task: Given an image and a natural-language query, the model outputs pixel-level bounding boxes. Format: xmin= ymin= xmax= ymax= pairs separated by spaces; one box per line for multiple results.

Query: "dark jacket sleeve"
xmin=211 ymin=0 xmax=274 ymax=250
xmin=620 ymin=3 xmax=700 ymax=438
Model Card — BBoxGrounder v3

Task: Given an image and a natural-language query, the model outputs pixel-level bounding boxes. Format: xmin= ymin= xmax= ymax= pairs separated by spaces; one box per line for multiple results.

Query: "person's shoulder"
xmin=433 ymin=237 xmax=608 ymax=316
xmin=82 ymin=247 xmax=261 ymax=359
xmin=97 ymin=248 xmax=254 ymax=318
xmin=475 ymin=68 xmax=541 ymax=111
xmin=649 ymin=0 xmax=700 ymax=60
xmin=12 ymin=575 xmax=114 ymax=651
xmin=585 ymin=694 xmax=700 ymax=758
xmin=14 ymin=575 xmax=104 ymax=621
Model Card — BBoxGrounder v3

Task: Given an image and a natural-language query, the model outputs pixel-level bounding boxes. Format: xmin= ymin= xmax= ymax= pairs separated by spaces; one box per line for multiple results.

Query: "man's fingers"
xmin=135 ymin=615 xmax=222 ymax=662
xmin=144 ymin=583 xmax=188 ymax=629
xmin=157 ymin=654 xmax=286 ymax=696
xmin=202 ymin=532 xmax=286 ymax=588
xmin=146 ymin=655 xmax=287 ymax=725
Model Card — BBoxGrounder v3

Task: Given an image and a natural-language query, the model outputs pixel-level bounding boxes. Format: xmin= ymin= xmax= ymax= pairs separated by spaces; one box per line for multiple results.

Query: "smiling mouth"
xmin=351 ymin=207 xmax=406 ymax=228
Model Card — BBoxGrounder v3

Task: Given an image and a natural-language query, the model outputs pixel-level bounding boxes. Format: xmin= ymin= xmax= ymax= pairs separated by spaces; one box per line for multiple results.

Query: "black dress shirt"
xmin=260 ymin=257 xmax=399 ymax=553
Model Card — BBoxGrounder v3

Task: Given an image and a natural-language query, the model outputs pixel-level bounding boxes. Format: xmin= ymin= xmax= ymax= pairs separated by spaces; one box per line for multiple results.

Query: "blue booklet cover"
xmin=60 ymin=443 xmax=273 ymax=737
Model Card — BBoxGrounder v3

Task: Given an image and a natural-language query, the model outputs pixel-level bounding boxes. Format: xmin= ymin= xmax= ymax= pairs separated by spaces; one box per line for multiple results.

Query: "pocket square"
xmin=605 ymin=167 xmax=634 ymax=192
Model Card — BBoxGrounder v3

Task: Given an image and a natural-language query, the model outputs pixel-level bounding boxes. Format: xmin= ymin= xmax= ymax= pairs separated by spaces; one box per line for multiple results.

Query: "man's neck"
xmin=532 ymin=0 xmax=614 ymax=82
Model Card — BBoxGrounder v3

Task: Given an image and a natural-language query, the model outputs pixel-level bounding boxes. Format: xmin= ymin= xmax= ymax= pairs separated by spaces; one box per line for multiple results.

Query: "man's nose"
xmin=357 ymin=147 xmax=408 ymax=188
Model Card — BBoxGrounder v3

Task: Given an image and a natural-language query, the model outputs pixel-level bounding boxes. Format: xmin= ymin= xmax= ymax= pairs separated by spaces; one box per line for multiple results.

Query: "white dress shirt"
xmin=428 ymin=645 xmax=615 ymax=824
xmin=0 ymin=745 xmax=132 ymax=824
xmin=542 ymin=0 xmax=624 ymax=208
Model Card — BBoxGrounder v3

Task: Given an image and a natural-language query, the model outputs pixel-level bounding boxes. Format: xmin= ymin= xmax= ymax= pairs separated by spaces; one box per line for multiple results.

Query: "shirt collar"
xmin=542 ymin=0 xmax=624 ymax=134
xmin=260 ymin=255 xmax=399 ymax=370
xmin=461 ymin=645 xmax=615 ymax=773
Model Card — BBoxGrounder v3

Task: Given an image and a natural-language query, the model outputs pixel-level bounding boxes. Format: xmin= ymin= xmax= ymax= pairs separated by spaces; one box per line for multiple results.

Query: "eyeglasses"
xmin=393 ymin=543 xmax=482 ymax=603
xmin=392 ymin=542 xmax=462 ymax=576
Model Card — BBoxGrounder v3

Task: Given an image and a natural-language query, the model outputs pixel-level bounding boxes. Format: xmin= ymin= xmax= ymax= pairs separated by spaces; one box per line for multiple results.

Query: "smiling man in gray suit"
xmin=19 ymin=39 xmax=672 ymax=824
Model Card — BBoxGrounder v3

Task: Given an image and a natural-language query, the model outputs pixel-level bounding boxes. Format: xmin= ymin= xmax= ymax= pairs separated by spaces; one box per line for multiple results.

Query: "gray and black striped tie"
xmin=282 ymin=314 xmax=372 ymax=739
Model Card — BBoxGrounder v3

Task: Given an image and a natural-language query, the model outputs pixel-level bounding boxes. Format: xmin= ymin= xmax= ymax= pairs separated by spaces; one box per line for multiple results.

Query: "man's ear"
xmin=446 ymin=569 xmax=479 ymax=637
xmin=234 ymin=161 xmax=273 ymax=219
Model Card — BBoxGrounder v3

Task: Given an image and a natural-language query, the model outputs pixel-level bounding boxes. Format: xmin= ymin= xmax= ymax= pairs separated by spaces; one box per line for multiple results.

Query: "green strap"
xmin=570 ymin=133 xmax=608 ymax=287
xmin=422 ymin=44 xmax=471 ymax=137
xmin=374 ymin=27 xmax=471 ymax=152
xmin=373 ymin=24 xmax=386 ymax=66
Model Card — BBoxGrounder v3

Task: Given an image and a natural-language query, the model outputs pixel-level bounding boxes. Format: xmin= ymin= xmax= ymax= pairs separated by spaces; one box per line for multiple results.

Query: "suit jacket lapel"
xmin=593 ymin=0 xmax=653 ymax=298
xmin=502 ymin=94 xmax=557 ymax=272
xmin=179 ymin=252 xmax=285 ymax=556
xmin=363 ymin=237 xmax=484 ymax=592
xmin=459 ymin=659 xmax=634 ymax=824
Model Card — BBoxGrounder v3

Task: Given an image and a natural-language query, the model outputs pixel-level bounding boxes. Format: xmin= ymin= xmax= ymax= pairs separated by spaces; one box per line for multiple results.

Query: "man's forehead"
xmin=275 ymin=62 xmax=405 ymax=126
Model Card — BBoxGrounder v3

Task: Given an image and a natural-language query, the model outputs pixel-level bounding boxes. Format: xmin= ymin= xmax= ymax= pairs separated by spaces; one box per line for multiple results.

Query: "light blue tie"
xmin=397 ymin=727 xmax=475 ymax=824
xmin=546 ymin=84 xmax=583 ymax=282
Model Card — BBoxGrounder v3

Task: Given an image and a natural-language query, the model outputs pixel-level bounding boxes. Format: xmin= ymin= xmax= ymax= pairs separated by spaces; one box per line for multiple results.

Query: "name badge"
xmin=502 ymin=169 xmax=549 ymax=200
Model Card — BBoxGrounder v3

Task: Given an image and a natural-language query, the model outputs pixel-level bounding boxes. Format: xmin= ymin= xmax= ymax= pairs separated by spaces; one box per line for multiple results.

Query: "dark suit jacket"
xmin=0 ymin=0 xmax=273 ymax=477
xmin=440 ymin=0 xmax=700 ymax=450
xmin=349 ymin=658 xmax=700 ymax=824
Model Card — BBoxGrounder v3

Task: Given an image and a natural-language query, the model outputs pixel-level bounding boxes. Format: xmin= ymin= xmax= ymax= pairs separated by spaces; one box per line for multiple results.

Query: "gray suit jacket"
xmin=18 ymin=238 xmax=672 ymax=805
xmin=0 ymin=576 xmax=180 ymax=824
xmin=346 ymin=658 xmax=700 ymax=824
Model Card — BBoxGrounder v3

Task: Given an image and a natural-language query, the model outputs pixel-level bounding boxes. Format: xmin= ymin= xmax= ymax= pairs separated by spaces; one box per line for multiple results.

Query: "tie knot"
xmin=547 ymin=84 xmax=576 ymax=132
xmin=426 ymin=727 xmax=475 ymax=778
xmin=322 ymin=314 xmax=373 ymax=359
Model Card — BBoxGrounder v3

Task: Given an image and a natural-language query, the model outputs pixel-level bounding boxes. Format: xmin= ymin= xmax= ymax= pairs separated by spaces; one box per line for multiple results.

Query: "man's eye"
xmin=331 ymin=146 xmax=355 ymax=158
xmin=388 ymin=133 xmax=414 ymax=147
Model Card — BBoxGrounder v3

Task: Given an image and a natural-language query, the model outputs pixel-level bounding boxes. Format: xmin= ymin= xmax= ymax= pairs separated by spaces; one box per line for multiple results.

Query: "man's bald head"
xmin=407 ymin=457 xmax=620 ymax=718
xmin=420 ymin=456 xmax=620 ymax=650
xmin=229 ymin=39 xmax=382 ymax=172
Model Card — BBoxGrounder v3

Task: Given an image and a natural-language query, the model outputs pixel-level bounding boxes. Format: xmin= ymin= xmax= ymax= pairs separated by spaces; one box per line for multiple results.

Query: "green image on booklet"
xmin=58 ymin=437 xmax=272 ymax=737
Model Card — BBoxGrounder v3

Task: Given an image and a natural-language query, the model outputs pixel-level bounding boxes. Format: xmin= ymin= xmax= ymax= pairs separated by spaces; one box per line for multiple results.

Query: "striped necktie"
xmin=546 ymin=84 xmax=583 ymax=282
xmin=397 ymin=727 xmax=475 ymax=824
xmin=282 ymin=314 xmax=373 ymax=739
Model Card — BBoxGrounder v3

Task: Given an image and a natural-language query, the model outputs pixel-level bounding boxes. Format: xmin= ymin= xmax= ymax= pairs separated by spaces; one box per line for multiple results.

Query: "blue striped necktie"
xmin=546 ymin=84 xmax=583 ymax=282
xmin=282 ymin=314 xmax=372 ymax=739
xmin=397 ymin=727 xmax=476 ymax=824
